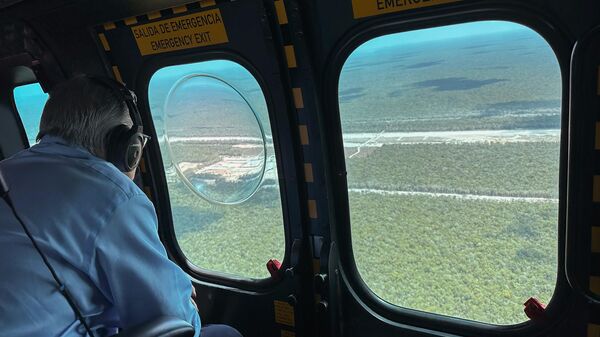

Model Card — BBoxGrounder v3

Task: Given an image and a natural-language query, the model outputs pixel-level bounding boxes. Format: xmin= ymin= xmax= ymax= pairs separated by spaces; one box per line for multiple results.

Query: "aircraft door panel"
xmin=91 ymin=1 xmax=314 ymax=337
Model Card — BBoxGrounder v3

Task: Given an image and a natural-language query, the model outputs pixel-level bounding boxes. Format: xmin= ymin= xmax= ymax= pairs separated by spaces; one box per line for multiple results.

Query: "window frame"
xmin=323 ymin=7 xmax=572 ymax=336
xmin=138 ymin=51 xmax=292 ymax=290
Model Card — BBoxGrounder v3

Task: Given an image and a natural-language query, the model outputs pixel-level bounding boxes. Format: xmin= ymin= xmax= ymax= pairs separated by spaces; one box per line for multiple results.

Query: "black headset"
xmin=87 ymin=76 xmax=148 ymax=172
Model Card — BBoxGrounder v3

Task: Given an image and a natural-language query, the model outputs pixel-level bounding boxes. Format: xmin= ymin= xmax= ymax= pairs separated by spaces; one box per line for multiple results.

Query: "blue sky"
xmin=13 ymin=82 xmax=47 ymax=98
xmin=357 ymin=21 xmax=530 ymax=53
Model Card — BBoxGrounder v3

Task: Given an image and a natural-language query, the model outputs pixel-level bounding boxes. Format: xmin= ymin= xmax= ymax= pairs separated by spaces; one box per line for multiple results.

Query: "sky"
xmin=12 ymin=20 xmax=540 ymax=144
xmin=357 ymin=20 xmax=531 ymax=53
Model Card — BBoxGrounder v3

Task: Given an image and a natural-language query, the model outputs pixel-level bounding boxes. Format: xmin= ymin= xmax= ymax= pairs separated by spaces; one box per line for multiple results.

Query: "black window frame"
xmin=137 ymin=51 xmax=293 ymax=291
xmin=323 ymin=6 xmax=573 ymax=336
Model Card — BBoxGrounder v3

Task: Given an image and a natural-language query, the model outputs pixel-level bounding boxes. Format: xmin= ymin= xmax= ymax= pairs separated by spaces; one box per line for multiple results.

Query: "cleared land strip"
xmin=343 ymin=128 xmax=560 ymax=147
xmin=348 ymin=130 xmax=385 ymax=159
xmin=348 ymin=188 xmax=558 ymax=203
xmin=164 ymin=129 xmax=560 ymax=146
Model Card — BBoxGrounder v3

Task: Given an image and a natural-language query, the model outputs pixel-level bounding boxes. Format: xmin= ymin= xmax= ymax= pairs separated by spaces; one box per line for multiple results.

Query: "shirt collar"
xmin=31 ymin=135 xmax=99 ymax=160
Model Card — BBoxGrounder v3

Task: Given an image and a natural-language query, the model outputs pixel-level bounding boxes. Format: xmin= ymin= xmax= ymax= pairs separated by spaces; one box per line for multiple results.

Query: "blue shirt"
xmin=0 ymin=136 xmax=200 ymax=337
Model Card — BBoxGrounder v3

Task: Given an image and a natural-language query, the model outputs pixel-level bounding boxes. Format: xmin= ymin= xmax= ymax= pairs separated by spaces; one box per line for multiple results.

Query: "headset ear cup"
xmin=125 ymin=133 xmax=144 ymax=172
xmin=106 ymin=125 xmax=143 ymax=172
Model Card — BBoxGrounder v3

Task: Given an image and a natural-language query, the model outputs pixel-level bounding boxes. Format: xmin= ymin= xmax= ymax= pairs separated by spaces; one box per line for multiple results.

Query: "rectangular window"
xmin=148 ymin=60 xmax=285 ymax=279
xmin=13 ymin=83 xmax=48 ymax=145
xmin=338 ymin=21 xmax=561 ymax=325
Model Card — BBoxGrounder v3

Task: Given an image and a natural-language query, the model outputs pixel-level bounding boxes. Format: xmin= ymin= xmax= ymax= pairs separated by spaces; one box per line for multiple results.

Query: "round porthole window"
xmin=164 ymin=74 xmax=267 ymax=205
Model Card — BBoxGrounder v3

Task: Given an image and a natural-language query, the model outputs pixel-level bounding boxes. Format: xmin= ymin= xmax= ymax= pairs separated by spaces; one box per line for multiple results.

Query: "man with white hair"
xmin=0 ymin=75 xmax=241 ymax=337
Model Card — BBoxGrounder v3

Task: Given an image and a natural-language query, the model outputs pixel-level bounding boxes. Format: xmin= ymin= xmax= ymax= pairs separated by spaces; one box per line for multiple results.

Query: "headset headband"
xmin=86 ymin=75 xmax=143 ymax=128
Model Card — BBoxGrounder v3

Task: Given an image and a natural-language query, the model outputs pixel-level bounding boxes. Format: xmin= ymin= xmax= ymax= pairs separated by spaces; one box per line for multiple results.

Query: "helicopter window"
xmin=338 ymin=21 xmax=561 ymax=324
xmin=13 ymin=82 xmax=48 ymax=146
xmin=148 ymin=60 xmax=285 ymax=279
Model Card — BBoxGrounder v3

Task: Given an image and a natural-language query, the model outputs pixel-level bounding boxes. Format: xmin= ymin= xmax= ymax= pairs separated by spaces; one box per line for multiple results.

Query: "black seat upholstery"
xmin=114 ymin=316 xmax=195 ymax=337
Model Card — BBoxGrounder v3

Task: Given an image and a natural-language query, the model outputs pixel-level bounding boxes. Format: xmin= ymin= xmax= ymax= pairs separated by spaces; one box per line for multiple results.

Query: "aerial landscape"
xmin=13 ymin=20 xmax=562 ymax=326
xmin=338 ymin=21 xmax=561 ymax=325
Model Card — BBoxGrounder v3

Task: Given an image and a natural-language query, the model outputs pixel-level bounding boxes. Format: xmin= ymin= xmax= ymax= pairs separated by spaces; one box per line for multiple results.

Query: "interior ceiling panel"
xmin=0 ymin=0 xmax=24 ymax=10
xmin=0 ymin=0 xmax=197 ymax=26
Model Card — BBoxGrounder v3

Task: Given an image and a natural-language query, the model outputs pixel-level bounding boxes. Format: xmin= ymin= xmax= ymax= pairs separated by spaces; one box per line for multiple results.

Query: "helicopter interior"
xmin=0 ymin=0 xmax=599 ymax=336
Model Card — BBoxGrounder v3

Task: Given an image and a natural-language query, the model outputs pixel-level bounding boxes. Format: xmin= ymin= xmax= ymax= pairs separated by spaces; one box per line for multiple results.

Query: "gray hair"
xmin=37 ymin=75 xmax=132 ymax=157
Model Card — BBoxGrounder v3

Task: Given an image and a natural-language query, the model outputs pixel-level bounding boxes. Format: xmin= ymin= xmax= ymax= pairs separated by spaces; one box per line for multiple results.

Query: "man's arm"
xmin=88 ymin=194 xmax=200 ymax=335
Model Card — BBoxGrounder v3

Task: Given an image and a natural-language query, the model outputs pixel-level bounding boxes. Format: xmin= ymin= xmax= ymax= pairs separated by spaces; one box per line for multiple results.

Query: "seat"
xmin=114 ymin=316 xmax=195 ymax=337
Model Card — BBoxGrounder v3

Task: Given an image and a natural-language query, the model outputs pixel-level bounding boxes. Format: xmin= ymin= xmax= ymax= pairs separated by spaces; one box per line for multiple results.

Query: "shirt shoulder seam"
xmin=79 ymin=161 xmax=139 ymax=198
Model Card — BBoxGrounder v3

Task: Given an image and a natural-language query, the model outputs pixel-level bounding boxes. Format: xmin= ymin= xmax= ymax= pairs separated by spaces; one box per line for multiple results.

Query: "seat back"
xmin=114 ymin=316 xmax=195 ymax=337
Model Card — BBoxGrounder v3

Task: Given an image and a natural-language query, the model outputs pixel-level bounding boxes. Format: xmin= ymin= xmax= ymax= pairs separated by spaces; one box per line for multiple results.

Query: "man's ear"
xmin=125 ymin=168 xmax=136 ymax=180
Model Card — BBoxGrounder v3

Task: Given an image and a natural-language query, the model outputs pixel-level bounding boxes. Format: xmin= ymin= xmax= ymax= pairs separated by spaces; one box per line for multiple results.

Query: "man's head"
xmin=37 ymin=75 xmax=133 ymax=159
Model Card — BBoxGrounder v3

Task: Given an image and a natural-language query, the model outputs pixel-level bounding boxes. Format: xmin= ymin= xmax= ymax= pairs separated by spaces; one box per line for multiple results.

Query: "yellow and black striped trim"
xmin=172 ymin=4 xmax=188 ymax=14
xmin=98 ymin=0 xmax=222 ymax=33
xmin=292 ymin=87 xmax=304 ymax=109
xmin=103 ymin=22 xmax=116 ymax=30
xmin=274 ymin=0 xmax=288 ymax=25
xmin=275 ymin=5 xmax=314 ymax=332
xmin=272 ymin=0 xmax=316 ymax=231
xmin=308 ymin=199 xmax=318 ymax=219
xmin=199 ymin=0 xmax=217 ymax=8
xmin=280 ymin=329 xmax=295 ymax=337
xmin=304 ymin=163 xmax=314 ymax=183
xmin=298 ymin=125 xmax=309 ymax=145
xmin=124 ymin=16 xmax=138 ymax=26
xmin=97 ymin=33 xmax=110 ymax=51
xmin=284 ymin=45 xmax=298 ymax=68
xmin=111 ymin=66 xmax=123 ymax=83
